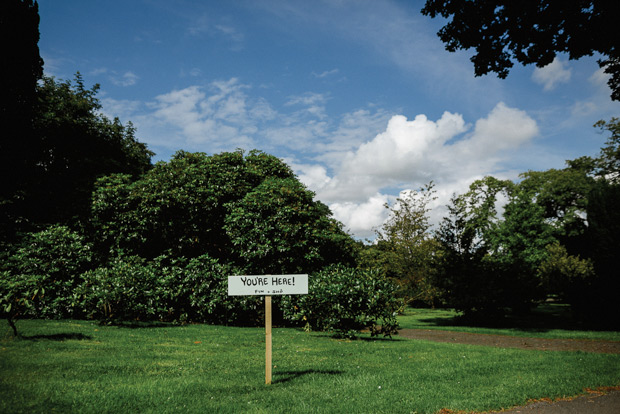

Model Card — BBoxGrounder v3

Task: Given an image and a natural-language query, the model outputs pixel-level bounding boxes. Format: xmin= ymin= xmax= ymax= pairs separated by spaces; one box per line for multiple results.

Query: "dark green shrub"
xmin=76 ymin=253 xmax=264 ymax=325
xmin=165 ymin=254 xmax=263 ymax=325
xmin=1 ymin=225 xmax=93 ymax=319
xmin=77 ymin=255 xmax=164 ymax=322
xmin=281 ymin=265 xmax=402 ymax=338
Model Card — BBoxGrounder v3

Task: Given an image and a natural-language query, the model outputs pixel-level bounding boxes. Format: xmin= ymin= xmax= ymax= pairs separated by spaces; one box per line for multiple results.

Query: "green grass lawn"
xmin=398 ymin=305 xmax=620 ymax=341
xmin=2 ymin=318 xmax=619 ymax=413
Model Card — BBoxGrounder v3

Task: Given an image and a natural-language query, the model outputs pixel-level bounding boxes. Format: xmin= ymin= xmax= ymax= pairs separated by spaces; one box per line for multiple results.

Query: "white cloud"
xmin=312 ymin=68 xmax=339 ymax=78
xmin=298 ymin=102 xmax=539 ymax=238
xmin=330 ymin=194 xmax=390 ymax=239
xmin=111 ymin=71 xmax=139 ymax=87
xmin=569 ymin=66 xmax=619 ymax=120
xmin=186 ymin=14 xmax=244 ymax=50
xmin=589 ymin=66 xmax=610 ymax=88
xmin=293 ymin=163 xmax=331 ymax=189
xmin=532 ymin=57 xmax=572 ymax=91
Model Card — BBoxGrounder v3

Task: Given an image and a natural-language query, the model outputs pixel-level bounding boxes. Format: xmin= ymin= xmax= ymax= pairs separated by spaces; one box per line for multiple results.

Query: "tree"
xmin=486 ymin=186 xmax=556 ymax=312
xmin=92 ymin=150 xmax=291 ymax=260
xmin=91 ymin=150 xmax=355 ymax=272
xmin=376 ymin=183 xmax=441 ymax=305
xmin=421 ymin=0 xmax=620 ymax=100
xmin=583 ymin=180 xmax=620 ymax=325
xmin=435 ymin=178 xmax=515 ymax=317
xmin=519 ymin=168 xmax=592 ymax=235
xmin=591 ymin=118 xmax=620 ymax=182
xmin=1 ymin=74 xmax=153 ymax=244
xmin=224 ymin=177 xmax=355 ymax=274
xmin=29 ymin=75 xmax=153 ymax=227
xmin=436 ymin=176 xmax=556 ymax=317
xmin=0 ymin=0 xmax=44 ymax=244
xmin=538 ymin=242 xmax=595 ymax=314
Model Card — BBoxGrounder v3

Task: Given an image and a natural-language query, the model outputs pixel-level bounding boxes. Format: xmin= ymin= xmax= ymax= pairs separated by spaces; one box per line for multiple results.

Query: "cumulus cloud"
xmin=532 ymin=57 xmax=572 ymax=91
xmin=296 ymin=102 xmax=539 ymax=238
xmin=330 ymin=194 xmax=390 ymax=238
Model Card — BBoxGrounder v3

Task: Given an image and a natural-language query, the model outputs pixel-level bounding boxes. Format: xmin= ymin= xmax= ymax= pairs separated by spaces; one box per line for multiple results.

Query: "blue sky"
xmin=38 ymin=0 xmax=620 ymax=239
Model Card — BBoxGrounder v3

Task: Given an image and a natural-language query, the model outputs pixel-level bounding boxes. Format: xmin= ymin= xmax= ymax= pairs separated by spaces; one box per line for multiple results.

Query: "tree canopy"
xmin=421 ymin=0 xmax=620 ymax=100
xmin=0 ymin=74 xmax=153 ymax=244
xmin=91 ymin=150 xmax=355 ymax=272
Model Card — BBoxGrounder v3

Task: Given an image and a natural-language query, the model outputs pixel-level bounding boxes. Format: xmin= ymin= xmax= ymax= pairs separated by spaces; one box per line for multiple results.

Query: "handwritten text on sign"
xmin=228 ymin=274 xmax=308 ymax=296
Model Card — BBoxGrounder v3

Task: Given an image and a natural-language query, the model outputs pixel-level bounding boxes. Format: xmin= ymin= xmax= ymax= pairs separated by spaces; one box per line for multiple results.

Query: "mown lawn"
xmin=1 ymin=317 xmax=619 ymax=413
xmin=399 ymin=304 xmax=620 ymax=341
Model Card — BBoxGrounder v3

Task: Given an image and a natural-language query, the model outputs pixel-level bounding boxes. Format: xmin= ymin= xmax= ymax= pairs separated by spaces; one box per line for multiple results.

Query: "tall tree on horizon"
xmin=0 ymin=0 xmax=45 ymax=243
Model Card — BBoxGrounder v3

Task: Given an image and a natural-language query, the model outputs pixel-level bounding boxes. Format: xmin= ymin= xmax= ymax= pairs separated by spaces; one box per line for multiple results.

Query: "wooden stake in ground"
xmin=265 ymin=295 xmax=272 ymax=385
xmin=227 ymin=274 xmax=308 ymax=386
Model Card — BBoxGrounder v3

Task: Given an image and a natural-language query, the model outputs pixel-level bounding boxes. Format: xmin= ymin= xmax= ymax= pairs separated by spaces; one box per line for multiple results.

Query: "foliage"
xmin=486 ymin=187 xmax=556 ymax=310
xmin=0 ymin=225 xmax=92 ymax=335
xmin=225 ymin=177 xmax=355 ymax=274
xmin=1 ymin=73 xmax=153 ymax=245
xmin=436 ymin=176 xmax=560 ymax=316
xmin=435 ymin=177 xmax=515 ymax=316
xmin=582 ymin=180 xmax=620 ymax=325
xmin=0 ymin=271 xmax=45 ymax=337
xmin=282 ymin=265 xmax=401 ymax=338
xmin=538 ymin=242 xmax=595 ymax=312
xmin=77 ymin=255 xmax=164 ymax=322
xmin=91 ymin=150 xmax=355 ymax=274
xmin=518 ymin=167 xmax=593 ymax=239
xmin=421 ymin=0 xmax=620 ymax=101
xmin=77 ymin=252 xmax=263 ymax=325
xmin=91 ymin=150 xmax=294 ymax=260
xmin=375 ymin=183 xmax=442 ymax=305
xmin=0 ymin=0 xmax=44 ymax=245
xmin=592 ymin=118 xmax=620 ymax=182
xmin=28 ymin=74 xmax=153 ymax=227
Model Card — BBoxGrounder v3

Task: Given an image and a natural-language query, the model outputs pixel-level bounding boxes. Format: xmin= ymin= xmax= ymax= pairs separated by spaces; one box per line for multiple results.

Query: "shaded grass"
xmin=2 ymin=319 xmax=620 ymax=413
xmin=398 ymin=305 xmax=620 ymax=341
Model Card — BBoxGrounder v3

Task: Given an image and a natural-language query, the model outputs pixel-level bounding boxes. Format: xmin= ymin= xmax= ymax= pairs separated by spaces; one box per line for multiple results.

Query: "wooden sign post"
xmin=228 ymin=274 xmax=308 ymax=385
xmin=265 ymin=295 xmax=272 ymax=384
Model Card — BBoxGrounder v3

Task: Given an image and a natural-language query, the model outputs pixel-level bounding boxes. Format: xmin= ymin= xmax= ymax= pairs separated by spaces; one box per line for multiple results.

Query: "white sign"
xmin=228 ymin=274 xmax=308 ymax=296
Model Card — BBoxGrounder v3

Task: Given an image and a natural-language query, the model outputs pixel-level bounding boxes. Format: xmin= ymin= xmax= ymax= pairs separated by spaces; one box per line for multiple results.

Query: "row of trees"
xmin=2 ymin=0 xmax=618 ymax=337
xmin=368 ymin=118 xmax=620 ymax=326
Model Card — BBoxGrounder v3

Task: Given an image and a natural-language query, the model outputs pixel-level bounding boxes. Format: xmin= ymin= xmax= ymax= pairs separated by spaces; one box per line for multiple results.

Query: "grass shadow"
xmin=359 ymin=335 xmax=405 ymax=342
xmin=22 ymin=333 xmax=92 ymax=341
xmin=102 ymin=320 xmax=181 ymax=329
xmin=415 ymin=302 xmax=616 ymax=332
xmin=273 ymin=369 xmax=344 ymax=384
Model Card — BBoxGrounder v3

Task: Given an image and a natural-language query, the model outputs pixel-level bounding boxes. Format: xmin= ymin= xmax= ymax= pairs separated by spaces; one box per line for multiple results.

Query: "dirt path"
xmin=397 ymin=328 xmax=620 ymax=354
xmin=487 ymin=388 xmax=620 ymax=414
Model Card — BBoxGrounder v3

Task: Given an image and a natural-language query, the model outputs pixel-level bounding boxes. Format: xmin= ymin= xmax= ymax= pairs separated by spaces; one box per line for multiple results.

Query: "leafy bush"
xmin=162 ymin=254 xmax=263 ymax=325
xmin=77 ymin=255 xmax=164 ymax=322
xmin=538 ymin=243 xmax=595 ymax=307
xmin=76 ymin=253 xmax=264 ymax=325
xmin=281 ymin=265 xmax=402 ymax=338
xmin=1 ymin=225 xmax=93 ymax=319
xmin=0 ymin=271 xmax=47 ymax=336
